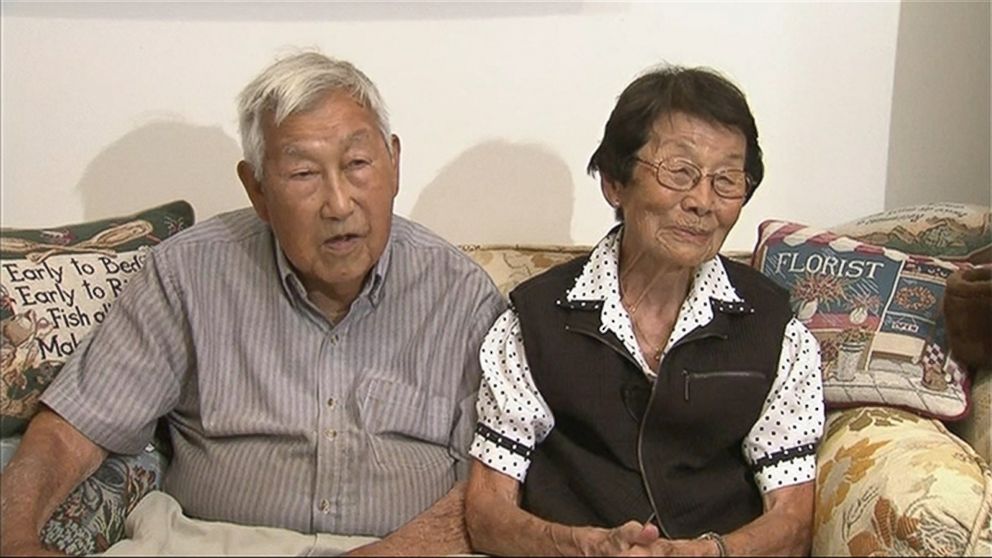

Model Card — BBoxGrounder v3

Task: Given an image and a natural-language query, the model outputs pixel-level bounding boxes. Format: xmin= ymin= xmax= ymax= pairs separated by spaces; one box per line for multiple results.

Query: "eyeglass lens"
xmin=657 ymin=159 xmax=747 ymax=198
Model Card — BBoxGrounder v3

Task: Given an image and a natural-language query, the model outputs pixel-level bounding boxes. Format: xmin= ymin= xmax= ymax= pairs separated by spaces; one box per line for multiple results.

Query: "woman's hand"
xmin=548 ymin=520 xmax=660 ymax=556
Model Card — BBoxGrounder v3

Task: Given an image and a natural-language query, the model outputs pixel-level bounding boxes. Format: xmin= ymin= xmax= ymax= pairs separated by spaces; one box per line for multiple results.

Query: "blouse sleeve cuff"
xmin=753 ymin=451 xmax=817 ymax=494
xmin=469 ymin=425 xmax=531 ymax=483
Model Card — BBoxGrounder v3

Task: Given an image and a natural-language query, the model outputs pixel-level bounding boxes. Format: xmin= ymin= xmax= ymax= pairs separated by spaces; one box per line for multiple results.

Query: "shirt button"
xmin=319 ymin=498 xmax=331 ymax=513
xmin=324 ymin=428 xmax=337 ymax=440
xmin=326 ymin=397 xmax=335 ymax=408
xmin=330 ymin=334 xmax=340 ymax=345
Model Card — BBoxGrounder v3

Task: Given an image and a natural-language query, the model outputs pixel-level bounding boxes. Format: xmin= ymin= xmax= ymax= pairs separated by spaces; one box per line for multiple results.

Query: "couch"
xmin=2 ymin=201 xmax=990 ymax=556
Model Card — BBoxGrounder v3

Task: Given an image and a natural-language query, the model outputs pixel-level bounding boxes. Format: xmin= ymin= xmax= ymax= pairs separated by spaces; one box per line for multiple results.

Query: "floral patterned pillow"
xmin=752 ymin=220 xmax=972 ymax=420
xmin=814 ymin=406 xmax=991 ymax=556
xmin=0 ymin=201 xmax=194 ymax=436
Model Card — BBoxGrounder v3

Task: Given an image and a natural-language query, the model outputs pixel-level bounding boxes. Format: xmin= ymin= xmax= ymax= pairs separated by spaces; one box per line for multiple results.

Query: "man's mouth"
xmin=323 ymin=233 xmax=362 ymax=254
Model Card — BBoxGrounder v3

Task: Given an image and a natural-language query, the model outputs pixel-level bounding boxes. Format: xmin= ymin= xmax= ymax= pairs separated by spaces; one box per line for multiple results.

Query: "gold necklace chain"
xmin=622 ymin=297 xmax=663 ymax=364
xmin=618 ymin=249 xmax=665 ymax=365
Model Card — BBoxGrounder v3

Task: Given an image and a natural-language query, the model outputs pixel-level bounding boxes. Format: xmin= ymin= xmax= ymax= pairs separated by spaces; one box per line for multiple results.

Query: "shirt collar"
xmin=273 ymin=223 xmax=394 ymax=309
xmin=564 ymin=224 xmax=747 ymax=309
xmin=565 ymin=224 xmax=623 ymax=304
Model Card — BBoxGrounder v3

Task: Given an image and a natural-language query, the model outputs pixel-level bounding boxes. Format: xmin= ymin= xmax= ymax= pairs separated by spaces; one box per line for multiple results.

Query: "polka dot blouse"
xmin=469 ymin=227 xmax=825 ymax=494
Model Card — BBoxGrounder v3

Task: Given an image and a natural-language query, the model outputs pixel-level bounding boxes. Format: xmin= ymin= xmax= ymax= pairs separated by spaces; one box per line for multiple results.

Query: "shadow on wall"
xmin=410 ymin=141 xmax=576 ymax=246
xmin=77 ymin=122 xmax=245 ymax=222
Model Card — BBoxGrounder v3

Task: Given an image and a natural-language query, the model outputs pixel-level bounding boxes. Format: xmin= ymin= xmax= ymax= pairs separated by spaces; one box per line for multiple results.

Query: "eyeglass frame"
xmin=631 ymin=156 xmax=753 ymax=200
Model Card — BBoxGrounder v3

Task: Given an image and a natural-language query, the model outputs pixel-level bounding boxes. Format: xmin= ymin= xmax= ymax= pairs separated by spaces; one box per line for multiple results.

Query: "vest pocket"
xmin=681 ymin=369 xmax=768 ymax=402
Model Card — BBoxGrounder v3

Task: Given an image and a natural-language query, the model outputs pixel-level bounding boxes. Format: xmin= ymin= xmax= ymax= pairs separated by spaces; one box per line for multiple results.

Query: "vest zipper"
xmin=635 ymin=328 xmax=724 ymax=538
xmin=636 ymin=379 xmax=670 ymax=539
xmin=567 ymin=324 xmax=671 ymax=535
xmin=567 ymin=323 xmax=726 ymax=539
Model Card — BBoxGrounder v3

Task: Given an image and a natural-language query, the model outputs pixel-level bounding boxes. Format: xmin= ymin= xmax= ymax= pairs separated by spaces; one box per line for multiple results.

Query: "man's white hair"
xmin=237 ymin=51 xmax=392 ymax=180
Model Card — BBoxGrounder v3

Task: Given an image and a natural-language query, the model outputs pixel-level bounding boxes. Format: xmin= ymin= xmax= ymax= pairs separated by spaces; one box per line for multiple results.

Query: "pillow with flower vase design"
xmin=751 ymin=219 xmax=972 ymax=420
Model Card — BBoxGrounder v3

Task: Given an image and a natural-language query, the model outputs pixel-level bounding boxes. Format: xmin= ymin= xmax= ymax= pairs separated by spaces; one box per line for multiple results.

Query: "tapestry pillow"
xmin=752 ymin=220 xmax=972 ymax=420
xmin=830 ymin=202 xmax=991 ymax=264
xmin=1 ymin=435 xmax=168 ymax=555
xmin=0 ymin=200 xmax=194 ymax=436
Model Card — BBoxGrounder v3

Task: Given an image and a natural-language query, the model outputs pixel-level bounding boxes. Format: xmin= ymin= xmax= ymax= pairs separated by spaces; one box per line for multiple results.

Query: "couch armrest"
xmin=813 ymin=406 xmax=991 ymax=557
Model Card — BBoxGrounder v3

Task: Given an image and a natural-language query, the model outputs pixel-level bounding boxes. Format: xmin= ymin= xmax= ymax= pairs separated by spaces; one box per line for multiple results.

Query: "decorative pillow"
xmin=0 ymin=435 xmax=168 ymax=555
xmin=0 ymin=200 xmax=194 ymax=436
xmin=813 ymin=406 xmax=991 ymax=556
xmin=460 ymin=244 xmax=591 ymax=296
xmin=830 ymin=202 xmax=991 ymax=264
xmin=752 ymin=220 xmax=972 ymax=420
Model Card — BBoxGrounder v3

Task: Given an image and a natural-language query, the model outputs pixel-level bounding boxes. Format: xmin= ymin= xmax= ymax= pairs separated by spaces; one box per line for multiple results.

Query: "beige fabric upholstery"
xmin=814 ymin=407 xmax=990 ymax=556
xmin=950 ymin=368 xmax=992 ymax=465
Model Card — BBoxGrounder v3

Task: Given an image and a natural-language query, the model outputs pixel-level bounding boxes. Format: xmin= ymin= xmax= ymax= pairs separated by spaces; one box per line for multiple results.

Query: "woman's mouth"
xmin=671 ymin=226 xmax=711 ymax=244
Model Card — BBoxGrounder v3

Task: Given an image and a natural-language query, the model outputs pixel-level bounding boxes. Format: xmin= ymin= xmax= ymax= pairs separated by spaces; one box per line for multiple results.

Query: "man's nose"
xmin=320 ymin=176 xmax=355 ymax=220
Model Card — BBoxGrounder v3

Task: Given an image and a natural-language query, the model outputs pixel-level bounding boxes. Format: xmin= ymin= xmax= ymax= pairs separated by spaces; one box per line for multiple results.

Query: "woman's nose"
xmin=680 ymin=176 xmax=718 ymax=214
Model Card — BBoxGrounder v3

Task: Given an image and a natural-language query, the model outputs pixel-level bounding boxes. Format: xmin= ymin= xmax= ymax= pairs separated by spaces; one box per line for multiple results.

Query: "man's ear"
xmin=389 ymin=134 xmax=401 ymax=197
xmin=237 ymin=161 xmax=269 ymax=223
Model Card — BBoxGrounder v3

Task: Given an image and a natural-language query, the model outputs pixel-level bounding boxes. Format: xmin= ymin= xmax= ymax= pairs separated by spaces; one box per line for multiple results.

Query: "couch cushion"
xmin=830 ymin=202 xmax=991 ymax=264
xmin=752 ymin=220 xmax=972 ymax=420
xmin=460 ymin=244 xmax=591 ymax=297
xmin=0 ymin=201 xmax=194 ymax=437
xmin=813 ymin=406 xmax=991 ymax=556
xmin=949 ymin=368 xmax=992 ymax=465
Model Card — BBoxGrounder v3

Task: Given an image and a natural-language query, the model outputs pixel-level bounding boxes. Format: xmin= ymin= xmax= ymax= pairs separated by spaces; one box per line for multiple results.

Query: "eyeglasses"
xmin=632 ymin=156 xmax=751 ymax=200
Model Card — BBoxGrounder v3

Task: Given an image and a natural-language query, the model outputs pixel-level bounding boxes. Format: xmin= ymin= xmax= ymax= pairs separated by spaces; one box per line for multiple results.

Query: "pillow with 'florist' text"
xmin=751 ymin=220 xmax=973 ymax=420
xmin=0 ymin=201 xmax=194 ymax=436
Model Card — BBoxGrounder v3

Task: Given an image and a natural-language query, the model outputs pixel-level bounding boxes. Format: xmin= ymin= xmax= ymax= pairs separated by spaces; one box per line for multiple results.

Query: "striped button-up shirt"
xmin=42 ymin=208 xmax=506 ymax=536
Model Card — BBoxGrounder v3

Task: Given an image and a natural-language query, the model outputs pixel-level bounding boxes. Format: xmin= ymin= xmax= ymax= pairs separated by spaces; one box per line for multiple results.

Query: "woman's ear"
xmin=601 ymin=174 xmax=622 ymax=208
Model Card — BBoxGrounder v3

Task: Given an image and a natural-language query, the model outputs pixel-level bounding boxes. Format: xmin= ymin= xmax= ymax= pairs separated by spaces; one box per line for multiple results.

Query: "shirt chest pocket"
xmin=359 ymin=376 xmax=454 ymax=470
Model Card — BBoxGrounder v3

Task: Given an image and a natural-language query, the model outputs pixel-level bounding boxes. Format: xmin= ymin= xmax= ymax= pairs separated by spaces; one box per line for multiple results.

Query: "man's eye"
xmin=346 ymin=159 xmax=371 ymax=170
xmin=290 ymin=170 xmax=318 ymax=179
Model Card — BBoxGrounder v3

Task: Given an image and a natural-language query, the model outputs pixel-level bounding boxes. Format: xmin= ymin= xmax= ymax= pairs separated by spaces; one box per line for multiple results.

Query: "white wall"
xmin=1 ymin=1 xmax=904 ymax=252
xmin=885 ymin=0 xmax=991 ymax=209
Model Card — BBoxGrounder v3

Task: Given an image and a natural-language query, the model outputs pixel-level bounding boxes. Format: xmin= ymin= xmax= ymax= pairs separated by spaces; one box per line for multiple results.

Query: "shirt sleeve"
xmin=448 ymin=278 xmax=508 ymax=481
xmin=41 ymin=248 xmax=190 ymax=454
xmin=468 ymin=309 xmax=554 ymax=482
xmin=743 ymin=317 xmax=825 ymax=493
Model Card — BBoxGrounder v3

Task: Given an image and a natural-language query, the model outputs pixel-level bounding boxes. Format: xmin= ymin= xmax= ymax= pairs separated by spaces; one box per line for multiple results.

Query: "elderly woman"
xmin=464 ymin=66 xmax=824 ymax=556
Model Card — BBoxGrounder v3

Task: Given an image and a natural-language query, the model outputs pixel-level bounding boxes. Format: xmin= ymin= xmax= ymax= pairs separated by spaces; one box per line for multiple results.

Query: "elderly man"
xmin=0 ymin=51 xmax=505 ymax=556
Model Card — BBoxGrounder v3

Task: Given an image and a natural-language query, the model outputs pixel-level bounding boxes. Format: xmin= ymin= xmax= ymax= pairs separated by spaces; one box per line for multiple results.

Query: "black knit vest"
xmin=509 ymin=255 xmax=793 ymax=539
